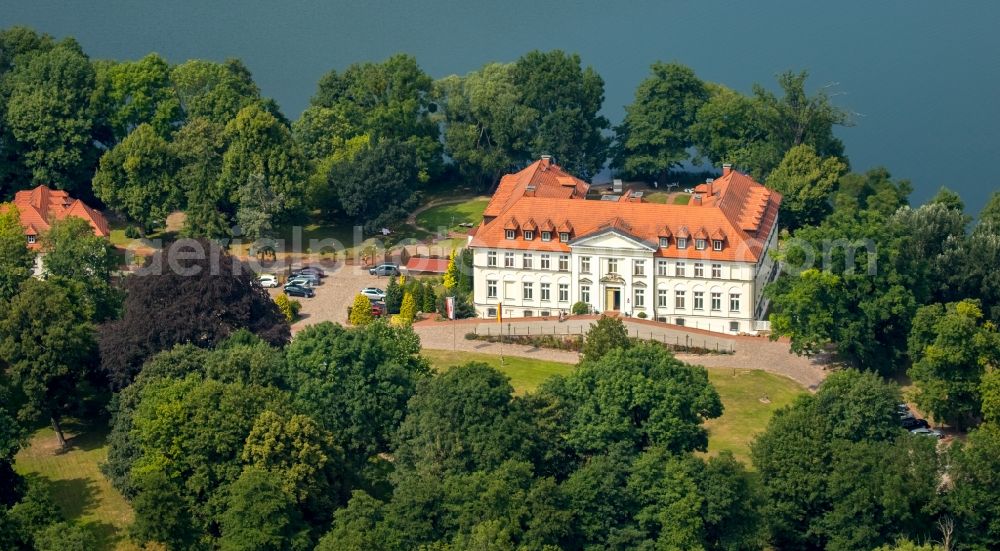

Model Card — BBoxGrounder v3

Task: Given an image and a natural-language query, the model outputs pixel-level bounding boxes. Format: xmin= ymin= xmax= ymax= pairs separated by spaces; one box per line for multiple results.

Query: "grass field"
xmin=421 ymin=349 xmax=804 ymax=462
xmin=415 ymin=197 xmax=490 ymax=232
xmin=14 ymin=422 xmax=135 ymax=550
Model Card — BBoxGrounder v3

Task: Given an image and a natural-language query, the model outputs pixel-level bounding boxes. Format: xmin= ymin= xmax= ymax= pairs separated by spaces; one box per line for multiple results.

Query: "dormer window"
xmin=677 ymin=237 xmax=688 ymax=249
xmin=695 ymin=239 xmax=706 ymax=250
xmin=27 ymin=235 xmax=36 ymax=244
xmin=524 ymin=230 xmax=534 ymax=240
xmin=541 ymin=231 xmax=552 ymax=242
xmin=559 ymin=232 xmax=569 ymax=243
xmin=505 ymin=229 xmax=515 ymax=240
xmin=713 ymin=240 xmax=723 ymax=251
xmin=659 ymin=237 xmax=669 ymax=248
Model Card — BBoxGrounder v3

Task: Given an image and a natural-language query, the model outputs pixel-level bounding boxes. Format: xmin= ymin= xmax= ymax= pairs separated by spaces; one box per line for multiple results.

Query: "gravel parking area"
xmin=265 ymin=262 xmax=399 ymax=332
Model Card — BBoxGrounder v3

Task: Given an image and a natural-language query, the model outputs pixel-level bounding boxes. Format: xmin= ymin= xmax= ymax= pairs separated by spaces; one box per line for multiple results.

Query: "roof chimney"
xmin=722 ymin=163 xmax=732 ymax=176
xmin=540 ymin=155 xmax=552 ymax=168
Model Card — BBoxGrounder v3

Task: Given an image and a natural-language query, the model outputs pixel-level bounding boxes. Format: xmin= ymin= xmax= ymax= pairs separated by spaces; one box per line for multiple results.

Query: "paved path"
xmin=414 ymin=317 xmax=829 ymax=390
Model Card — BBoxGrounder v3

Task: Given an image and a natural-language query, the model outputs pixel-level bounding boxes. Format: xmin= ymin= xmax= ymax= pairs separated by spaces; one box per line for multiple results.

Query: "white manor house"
xmin=467 ymin=157 xmax=782 ymax=334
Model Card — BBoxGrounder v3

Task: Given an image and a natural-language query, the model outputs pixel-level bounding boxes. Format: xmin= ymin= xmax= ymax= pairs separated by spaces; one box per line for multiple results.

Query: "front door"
xmin=605 ymin=287 xmax=622 ymax=311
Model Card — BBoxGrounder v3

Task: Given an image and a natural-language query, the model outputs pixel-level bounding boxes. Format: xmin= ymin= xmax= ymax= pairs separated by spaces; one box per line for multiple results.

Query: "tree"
xmin=545 ymin=344 xmax=722 ymax=456
xmin=219 ymin=467 xmax=310 ymax=551
xmin=690 ymin=83 xmax=780 ymax=178
xmin=443 ymin=250 xmax=459 ymax=290
xmin=275 ymin=293 xmax=294 ymax=322
xmin=98 ymin=239 xmax=289 ymax=388
xmin=433 ymin=63 xmax=534 ymax=190
xmin=908 ymin=300 xmax=1000 ymax=428
xmin=40 ymin=215 xmax=121 ymax=321
xmin=949 ymin=422 xmax=1000 ymax=550
xmin=767 ymin=268 xmax=845 ymax=356
xmin=0 ymin=204 xmax=34 ymax=301
xmin=422 ymin=281 xmax=436 ymax=314
xmin=385 ymin=276 xmax=403 ymax=314
xmin=832 ymin=167 xmax=911 ymax=216
xmin=580 ymin=315 xmax=631 ymax=361
xmin=613 ymin=62 xmax=708 ymax=179
xmin=283 ymin=322 xmax=429 ymax=458
xmin=171 ymin=117 xmax=231 ymax=238
xmin=95 ymin=53 xmax=182 ymax=142
xmin=349 ymin=293 xmax=375 ymax=326
xmin=0 ymin=279 xmax=95 ymax=448
xmin=765 ymin=144 xmax=847 ymax=230
xmin=399 ymin=291 xmax=417 ymax=324
xmin=512 ymin=50 xmax=610 ymax=178
xmin=315 ymin=490 xmax=386 ymax=551
xmin=92 ymin=123 xmax=181 ymax=231
xmin=328 ymin=138 xmax=422 ymax=233
xmin=170 ymin=58 xmax=262 ymax=125
xmin=982 ymin=368 xmax=1000 ymax=423
xmin=220 ymin=104 xmax=308 ymax=223
xmin=4 ymin=39 xmax=98 ymax=190
xmin=129 ymin=470 xmax=196 ymax=550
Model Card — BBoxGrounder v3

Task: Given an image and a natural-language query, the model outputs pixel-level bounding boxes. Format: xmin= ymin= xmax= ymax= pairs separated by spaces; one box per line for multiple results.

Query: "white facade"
xmin=471 ymin=223 xmax=779 ymax=335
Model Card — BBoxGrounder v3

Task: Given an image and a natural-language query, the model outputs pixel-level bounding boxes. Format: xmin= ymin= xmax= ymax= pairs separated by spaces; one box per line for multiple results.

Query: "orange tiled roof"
xmin=0 ymin=185 xmax=110 ymax=250
xmin=470 ymin=162 xmax=782 ymax=263
xmin=482 ymin=157 xmax=590 ymax=219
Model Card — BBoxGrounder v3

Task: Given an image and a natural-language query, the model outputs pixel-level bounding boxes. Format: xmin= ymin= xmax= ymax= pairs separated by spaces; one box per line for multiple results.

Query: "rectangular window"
xmin=659 ymin=237 xmax=669 ymax=248
xmin=675 ymin=262 xmax=686 ymax=277
xmin=694 ymin=263 xmax=704 ymax=278
xmin=505 ymin=229 xmax=515 ymax=240
xmin=675 ymin=290 xmax=686 ymax=309
xmin=487 ymin=307 xmax=497 ymax=318
xmin=713 ymin=240 xmax=723 ymax=251
xmin=487 ymin=251 xmax=497 ymax=267
xmin=694 ymin=291 xmax=704 ymax=310
xmin=504 ymin=252 xmax=514 ymax=267
xmin=559 ymin=232 xmax=569 ymax=242
xmin=634 ymin=288 xmax=645 ymax=308
xmin=523 ymin=282 xmax=533 ymax=300
xmin=581 ymin=285 xmax=591 ymax=304
xmin=524 ymin=230 xmax=534 ymax=240
xmin=608 ymin=258 xmax=619 ymax=275
xmin=27 ymin=235 xmax=36 ymax=244
xmin=658 ymin=289 xmax=668 ymax=307
xmin=657 ymin=259 xmax=668 ymax=276
xmin=711 ymin=292 xmax=722 ymax=311
xmin=523 ymin=253 xmax=533 ymax=269
xmin=633 ymin=260 xmax=645 ymax=276
xmin=487 ymin=280 xmax=498 ymax=298
xmin=540 ymin=283 xmax=551 ymax=301
xmin=730 ymin=293 xmax=741 ymax=312
xmin=677 ymin=237 xmax=688 ymax=249
xmin=541 ymin=231 xmax=552 ymax=242
xmin=712 ymin=264 xmax=722 ymax=278
xmin=580 ymin=256 xmax=591 ymax=274
xmin=558 ymin=255 xmax=569 ymax=271
xmin=540 ymin=254 xmax=551 ymax=270
xmin=558 ymin=283 xmax=569 ymax=302
xmin=695 ymin=238 xmax=706 ymax=250
xmin=729 ymin=321 xmax=739 ymax=332
xmin=524 ymin=310 xmax=533 ymax=317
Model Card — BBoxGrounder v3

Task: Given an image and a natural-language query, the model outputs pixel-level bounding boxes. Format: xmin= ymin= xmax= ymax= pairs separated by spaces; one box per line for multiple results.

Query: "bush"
xmin=637 ymin=311 xmax=648 ymax=319
xmin=349 ymin=294 xmax=375 ymax=326
xmin=571 ymin=301 xmax=590 ymax=315
xmin=274 ymin=294 xmax=294 ymax=322
xmin=124 ymin=225 xmax=142 ymax=239
xmin=399 ymin=292 xmax=417 ymax=324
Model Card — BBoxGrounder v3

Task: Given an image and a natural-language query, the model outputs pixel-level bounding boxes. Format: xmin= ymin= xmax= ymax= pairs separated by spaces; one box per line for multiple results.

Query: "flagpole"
xmin=498 ymin=302 xmax=504 ymax=367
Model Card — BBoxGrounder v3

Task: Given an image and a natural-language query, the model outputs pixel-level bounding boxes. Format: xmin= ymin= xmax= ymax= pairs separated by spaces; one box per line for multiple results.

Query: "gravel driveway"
xmin=266 ymin=262 xmax=398 ymax=331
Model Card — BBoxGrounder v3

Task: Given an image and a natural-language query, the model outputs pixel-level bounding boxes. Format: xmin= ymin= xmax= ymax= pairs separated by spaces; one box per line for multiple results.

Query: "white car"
xmin=259 ymin=274 xmax=279 ymax=288
xmin=910 ymin=427 xmax=944 ymax=439
xmin=361 ymin=287 xmax=386 ymax=300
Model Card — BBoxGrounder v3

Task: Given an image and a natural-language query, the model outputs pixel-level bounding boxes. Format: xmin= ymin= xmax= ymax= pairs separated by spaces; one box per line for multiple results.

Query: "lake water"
xmin=3 ymin=1 xmax=997 ymax=211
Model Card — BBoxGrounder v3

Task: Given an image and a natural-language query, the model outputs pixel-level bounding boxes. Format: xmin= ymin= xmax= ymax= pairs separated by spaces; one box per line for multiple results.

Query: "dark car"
xmin=283 ymin=284 xmax=315 ymax=298
xmin=901 ymin=417 xmax=929 ymax=430
xmin=369 ymin=263 xmax=400 ymax=276
xmin=294 ymin=266 xmax=326 ymax=278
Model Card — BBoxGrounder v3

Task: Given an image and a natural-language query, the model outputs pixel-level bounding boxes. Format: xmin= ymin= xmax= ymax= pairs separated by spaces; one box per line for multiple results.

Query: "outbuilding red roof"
xmin=404 ymin=256 xmax=450 ymax=274
xmin=0 ymin=185 xmax=110 ymax=250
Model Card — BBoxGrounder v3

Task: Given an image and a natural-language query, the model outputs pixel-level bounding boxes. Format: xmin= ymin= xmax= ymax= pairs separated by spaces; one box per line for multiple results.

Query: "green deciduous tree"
xmin=172 ymin=117 xmax=231 ymax=238
xmin=219 ymin=467 xmax=311 ymax=551
xmin=0 ymin=279 xmax=95 ymax=448
xmin=0 ymin=204 xmax=34 ymax=301
xmin=512 ymin=50 xmax=610 ymax=179
xmin=949 ymin=422 xmax=1000 ymax=550
xmin=765 ymin=144 xmax=847 ymax=230
xmin=92 ymin=123 xmax=180 ymax=231
xmin=170 ymin=58 xmax=262 ymax=125
xmin=908 ymin=299 xmax=1000 ymax=428
xmin=95 ymin=53 xmax=182 ymax=142
xmin=613 ymin=62 xmax=708 ymax=179
xmin=4 ymin=39 xmax=98 ymax=190
xmin=327 ymin=138 xmax=422 ymax=233
xmin=40 ymin=214 xmax=121 ymax=322
xmin=580 ymin=315 xmax=631 ymax=361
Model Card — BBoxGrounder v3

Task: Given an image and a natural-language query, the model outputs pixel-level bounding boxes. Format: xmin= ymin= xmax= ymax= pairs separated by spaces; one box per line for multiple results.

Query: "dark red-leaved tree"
xmin=99 ymin=239 xmax=289 ymax=388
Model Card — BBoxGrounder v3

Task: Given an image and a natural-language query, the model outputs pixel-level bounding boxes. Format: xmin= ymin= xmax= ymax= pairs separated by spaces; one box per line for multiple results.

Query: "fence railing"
xmin=473 ymin=322 xmax=736 ymax=354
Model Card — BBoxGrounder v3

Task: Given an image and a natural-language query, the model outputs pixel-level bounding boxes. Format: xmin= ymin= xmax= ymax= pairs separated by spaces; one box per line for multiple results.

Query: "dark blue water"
xmin=3 ymin=1 xmax=997 ymax=211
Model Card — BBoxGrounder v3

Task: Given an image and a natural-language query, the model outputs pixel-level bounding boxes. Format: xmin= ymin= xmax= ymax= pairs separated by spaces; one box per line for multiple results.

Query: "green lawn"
xmin=644 ymin=191 xmax=670 ymax=204
xmin=421 ymin=349 xmax=805 ymax=463
xmin=14 ymin=422 xmax=135 ymax=550
xmin=674 ymin=193 xmax=692 ymax=205
xmin=415 ymin=197 xmax=490 ymax=232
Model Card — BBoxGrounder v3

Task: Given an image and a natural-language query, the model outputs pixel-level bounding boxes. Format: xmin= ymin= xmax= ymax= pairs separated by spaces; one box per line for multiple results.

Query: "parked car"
xmin=286 ymin=277 xmax=313 ymax=288
xmin=901 ymin=417 xmax=929 ymax=430
xmin=910 ymin=427 xmax=944 ymax=439
xmin=361 ymin=287 xmax=386 ymax=301
xmin=293 ymin=266 xmax=326 ymax=278
xmin=283 ymin=284 xmax=315 ymax=298
xmin=258 ymin=274 xmax=279 ymax=288
xmin=369 ymin=263 xmax=399 ymax=276
xmin=371 ymin=301 xmax=386 ymax=318
xmin=291 ymin=273 xmax=321 ymax=286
